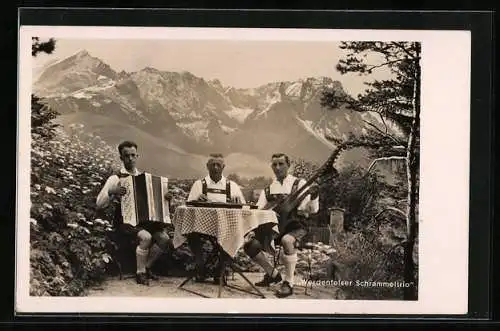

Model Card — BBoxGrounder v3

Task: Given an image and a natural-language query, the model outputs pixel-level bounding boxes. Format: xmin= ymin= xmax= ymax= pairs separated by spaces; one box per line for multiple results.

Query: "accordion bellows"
xmin=120 ymin=173 xmax=171 ymax=226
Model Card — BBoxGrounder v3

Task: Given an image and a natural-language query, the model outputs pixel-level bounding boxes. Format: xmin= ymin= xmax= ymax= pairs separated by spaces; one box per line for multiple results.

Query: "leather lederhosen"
xmin=254 ymin=178 xmax=308 ymax=253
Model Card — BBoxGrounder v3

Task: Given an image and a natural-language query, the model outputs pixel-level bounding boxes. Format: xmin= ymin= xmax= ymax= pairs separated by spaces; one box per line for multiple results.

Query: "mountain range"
xmin=32 ymin=49 xmax=401 ymax=179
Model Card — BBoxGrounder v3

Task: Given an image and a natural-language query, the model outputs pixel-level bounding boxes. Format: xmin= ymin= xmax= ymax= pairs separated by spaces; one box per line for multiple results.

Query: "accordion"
xmin=120 ymin=172 xmax=171 ymax=227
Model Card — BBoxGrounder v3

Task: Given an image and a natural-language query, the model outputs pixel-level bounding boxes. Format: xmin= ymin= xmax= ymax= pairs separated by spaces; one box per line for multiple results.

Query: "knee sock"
xmin=282 ymin=253 xmax=298 ymax=286
xmin=136 ymin=246 xmax=149 ymax=274
xmin=146 ymin=243 xmax=164 ymax=269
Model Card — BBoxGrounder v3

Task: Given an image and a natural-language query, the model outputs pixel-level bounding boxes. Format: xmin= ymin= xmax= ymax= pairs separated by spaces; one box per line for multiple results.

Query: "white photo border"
xmin=16 ymin=26 xmax=471 ymax=315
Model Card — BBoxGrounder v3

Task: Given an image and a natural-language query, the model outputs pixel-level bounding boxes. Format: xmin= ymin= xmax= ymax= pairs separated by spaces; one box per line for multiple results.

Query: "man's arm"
xmin=296 ymin=179 xmax=319 ymax=214
xmin=296 ymin=179 xmax=311 ymax=212
xmin=230 ymin=181 xmax=247 ymax=204
xmin=186 ymin=180 xmax=202 ymax=202
xmin=96 ymin=175 xmax=119 ymax=209
xmin=305 ymin=193 xmax=320 ymax=214
xmin=256 ymin=189 xmax=267 ymax=209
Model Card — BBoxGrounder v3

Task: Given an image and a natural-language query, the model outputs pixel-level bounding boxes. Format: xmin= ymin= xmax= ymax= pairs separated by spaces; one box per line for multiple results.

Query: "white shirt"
xmin=256 ymin=174 xmax=319 ymax=216
xmin=187 ymin=175 xmax=246 ymax=203
xmin=95 ymin=167 xmax=141 ymax=209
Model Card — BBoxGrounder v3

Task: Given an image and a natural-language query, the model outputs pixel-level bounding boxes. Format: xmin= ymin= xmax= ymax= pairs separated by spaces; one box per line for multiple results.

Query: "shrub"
xmin=329 ymin=230 xmax=406 ymax=300
xmin=30 ymin=128 xmax=123 ymax=296
xmin=31 ymin=95 xmax=60 ymax=140
xmin=29 ymin=127 xmax=231 ymax=295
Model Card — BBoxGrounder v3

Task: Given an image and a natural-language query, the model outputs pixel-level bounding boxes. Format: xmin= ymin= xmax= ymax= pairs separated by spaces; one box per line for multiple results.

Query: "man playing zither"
xmin=186 ymin=153 xmax=246 ymax=283
xmin=96 ymin=140 xmax=172 ymax=286
xmin=243 ymin=153 xmax=319 ymax=298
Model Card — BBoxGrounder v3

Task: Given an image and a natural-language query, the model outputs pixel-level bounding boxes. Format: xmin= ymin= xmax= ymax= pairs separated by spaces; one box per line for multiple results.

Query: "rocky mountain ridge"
xmin=33 ymin=49 xmax=401 ymax=178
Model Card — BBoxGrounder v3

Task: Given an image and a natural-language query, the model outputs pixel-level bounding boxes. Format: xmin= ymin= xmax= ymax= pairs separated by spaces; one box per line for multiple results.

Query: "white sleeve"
xmin=231 ymin=181 xmax=246 ymax=204
xmin=96 ymin=175 xmax=119 ymax=209
xmin=307 ymin=195 xmax=320 ymax=214
xmin=297 ymin=179 xmax=311 ymax=212
xmin=187 ymin=180 xmax=202 ymax=202
xmin=256 ymin=189 xmax=267 ymax=209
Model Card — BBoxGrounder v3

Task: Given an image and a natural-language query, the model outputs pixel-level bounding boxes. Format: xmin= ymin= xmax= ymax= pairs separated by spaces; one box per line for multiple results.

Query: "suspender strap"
xmin=201 ymin=178 xmax=207 ymax=195
xmin=111 ymin=172 xmax=132 ymax=228
xmin=265 ymin=186 xmax=271 ymax=201
xmin=291 ymin=178 xmax=300 ymax=194
xmin=265 ymin=178 xmax=301 ymax=201
xmin=226 ymin=181 xmax=231 ymax=202
xmin=201 ymin=178 xmax=231 ymax=201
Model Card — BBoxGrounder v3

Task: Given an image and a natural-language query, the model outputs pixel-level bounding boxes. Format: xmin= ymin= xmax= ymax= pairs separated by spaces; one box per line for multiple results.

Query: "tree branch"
xmin=390 ymin=42 xmax=416 ymax=59
xmin=361 ymin=119 xmax=404 ymax=146
xmin=377 ymin=112 xmax=388 ymax=134
xmin=365 ymin=156 xmax=407 ymax=179
xmin=366 ymin=59 xmax=405 ymax=73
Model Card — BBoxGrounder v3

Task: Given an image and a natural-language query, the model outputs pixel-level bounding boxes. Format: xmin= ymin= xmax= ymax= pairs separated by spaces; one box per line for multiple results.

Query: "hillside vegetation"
xmin=29 ymin=121 xmax=414 ymax=300
xmin=28 ymin=127 xmax=341 ymax=296
xmin=29 ymin=128 xmax=199 ymax=295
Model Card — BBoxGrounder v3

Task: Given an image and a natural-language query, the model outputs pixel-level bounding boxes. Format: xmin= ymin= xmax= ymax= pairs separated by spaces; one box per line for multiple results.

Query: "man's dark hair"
xmin=118 ymin=140 xmax=138 ymax=155
xmin=271 ymin=153 xmax=290 ymax=165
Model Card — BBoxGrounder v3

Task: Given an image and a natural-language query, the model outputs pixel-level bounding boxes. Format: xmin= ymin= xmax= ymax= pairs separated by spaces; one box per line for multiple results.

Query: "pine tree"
xmin=31 ymin=37 xmax=59 ymax=139
xmin=32 ymin=37 xmax=56 ymax=57
xmin=321 ymin=41 xmax=421 ymax=300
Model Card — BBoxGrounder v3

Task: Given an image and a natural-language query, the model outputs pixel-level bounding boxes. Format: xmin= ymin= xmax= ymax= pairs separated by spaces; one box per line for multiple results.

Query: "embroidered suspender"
xmin=112 ymin=171 xmax=137 ymax=228
xmin=201 ymin=178 xmax=231 ymax=202
xmin=265 ymin=178 xmax=301 ymax=202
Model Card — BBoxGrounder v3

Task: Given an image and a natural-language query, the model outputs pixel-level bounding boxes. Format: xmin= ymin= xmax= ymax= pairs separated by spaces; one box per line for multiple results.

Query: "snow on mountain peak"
xmin=224 ymin=106 xmax=255 ymax=123
xmin=74 ymin=49 xmax=90 ymax=58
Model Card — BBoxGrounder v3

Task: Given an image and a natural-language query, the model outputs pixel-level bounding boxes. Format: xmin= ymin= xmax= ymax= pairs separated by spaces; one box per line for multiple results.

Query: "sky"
xmin=32 ymin=38 xmax=393 ymax=97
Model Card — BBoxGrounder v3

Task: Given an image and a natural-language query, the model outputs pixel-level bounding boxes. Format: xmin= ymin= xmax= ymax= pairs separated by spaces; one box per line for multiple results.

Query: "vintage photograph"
xmin=17 ymin=26 xmax=471 ymax=315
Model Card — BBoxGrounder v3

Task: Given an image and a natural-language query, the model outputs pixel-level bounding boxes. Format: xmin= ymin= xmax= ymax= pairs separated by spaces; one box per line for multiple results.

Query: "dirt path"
xmin=87 ymin=272 xmax=345 ymax=299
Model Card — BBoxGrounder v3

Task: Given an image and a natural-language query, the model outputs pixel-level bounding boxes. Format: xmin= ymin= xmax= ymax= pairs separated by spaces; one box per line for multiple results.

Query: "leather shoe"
xmin=136 ymin=272 xmax=150 ymax=286
xmin=146 ymin=268 xmax=159 ymax=280
xmin=275 ymin=281 xmax=293 ymax=298
xmin=255 ymin=271 xmax=282 ymax=287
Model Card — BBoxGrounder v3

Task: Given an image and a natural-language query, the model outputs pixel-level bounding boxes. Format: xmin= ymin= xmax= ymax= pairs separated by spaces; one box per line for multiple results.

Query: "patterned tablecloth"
xmin=172 ymin=205 xmax=279 ymax=257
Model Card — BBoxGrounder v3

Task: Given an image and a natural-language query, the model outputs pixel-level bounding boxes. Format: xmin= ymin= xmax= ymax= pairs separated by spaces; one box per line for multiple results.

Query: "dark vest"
xmin=201 ymin=178 xmax=232 ymax=202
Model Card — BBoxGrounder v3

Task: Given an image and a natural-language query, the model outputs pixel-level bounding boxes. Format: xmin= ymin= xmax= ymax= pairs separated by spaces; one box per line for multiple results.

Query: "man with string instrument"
xmin=242 ymin=153 xmax=320 ymax=298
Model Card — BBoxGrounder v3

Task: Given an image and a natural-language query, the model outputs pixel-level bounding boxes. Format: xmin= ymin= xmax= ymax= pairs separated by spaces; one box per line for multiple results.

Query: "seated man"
xmin=96 ymin=140 xmax=172 ymax=286
xmin=243 ymin=153 xmax=319 ymax=298
xmin=186 ymin=153 xmax=246 ymax=283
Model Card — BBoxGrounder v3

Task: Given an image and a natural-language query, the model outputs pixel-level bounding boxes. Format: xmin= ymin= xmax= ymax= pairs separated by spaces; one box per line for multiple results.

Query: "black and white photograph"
xmin=17 ymin=26 xmax=471 ymax=315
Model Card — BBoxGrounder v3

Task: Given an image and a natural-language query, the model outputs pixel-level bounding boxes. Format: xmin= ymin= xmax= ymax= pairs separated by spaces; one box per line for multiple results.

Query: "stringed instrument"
xmin=263 ymin=143 xmax=350 ymax=233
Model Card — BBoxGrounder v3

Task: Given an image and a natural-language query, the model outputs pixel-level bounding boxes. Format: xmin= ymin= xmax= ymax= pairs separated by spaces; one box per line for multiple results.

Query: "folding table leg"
xmin=228 ymin=261 xmax=266 ymax=298
xmin=178 ymin=274 xmax=195 ymax=288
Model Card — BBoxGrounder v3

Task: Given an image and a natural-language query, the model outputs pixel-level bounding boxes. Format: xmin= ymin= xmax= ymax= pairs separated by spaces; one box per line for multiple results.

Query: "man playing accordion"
xmin=96 ymin=140 xmax=172 ymax=286
xmin=243 ymin=153 xmax=319 ymax=298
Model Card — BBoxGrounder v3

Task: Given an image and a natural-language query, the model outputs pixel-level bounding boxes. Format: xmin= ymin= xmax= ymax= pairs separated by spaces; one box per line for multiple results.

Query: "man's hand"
xmin=109 ymin=184 xmax=127 ymax=197
xmin=308 ymin=184 xmax=319 ymax=200
xmin=197 ymin=193 xmax=208 ymax=202
xmin=164 ymin=192 xmax=173 ymax=201
xmin=244 ymin=231 xmax=255 ymax=243
xmin=230 ymin=196 xmax=242 ymax=204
